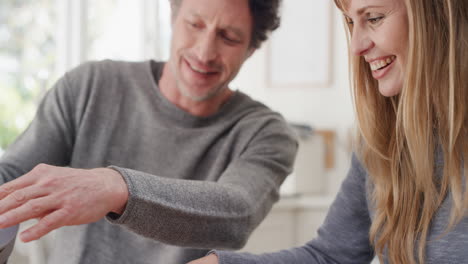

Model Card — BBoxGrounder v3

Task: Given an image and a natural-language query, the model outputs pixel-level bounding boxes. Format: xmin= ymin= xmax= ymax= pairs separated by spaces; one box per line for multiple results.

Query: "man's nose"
xmin=350 ymin=27 xmax=373 ymax=56
xmin=195 ymin=31 xmax=218 ymax=63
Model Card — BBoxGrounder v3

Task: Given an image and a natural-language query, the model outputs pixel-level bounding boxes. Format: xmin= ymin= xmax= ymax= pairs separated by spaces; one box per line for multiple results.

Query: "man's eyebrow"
xmin=187 ymin=11 xmax=246 ymax=40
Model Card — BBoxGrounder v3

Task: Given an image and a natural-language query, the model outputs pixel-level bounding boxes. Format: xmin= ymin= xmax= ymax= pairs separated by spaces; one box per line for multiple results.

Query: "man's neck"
xmin=158 ymin=64 xmax=233 ymax=117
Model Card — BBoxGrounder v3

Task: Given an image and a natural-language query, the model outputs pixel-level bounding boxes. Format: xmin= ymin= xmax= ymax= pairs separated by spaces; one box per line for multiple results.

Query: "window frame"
xmin=57 ymin=0 xmax=165 ymax=73
xmin=0 ymin=0 xmax=167 ymax=151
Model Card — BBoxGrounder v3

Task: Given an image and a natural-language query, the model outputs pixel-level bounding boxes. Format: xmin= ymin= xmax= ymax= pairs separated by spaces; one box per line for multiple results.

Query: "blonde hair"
xmin=334 ymin=0 xmax=468 ymax=263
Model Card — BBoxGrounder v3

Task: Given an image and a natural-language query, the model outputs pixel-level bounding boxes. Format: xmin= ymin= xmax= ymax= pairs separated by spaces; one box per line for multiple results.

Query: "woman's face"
xmin=344 ymin=0 xmax=409 ymax=97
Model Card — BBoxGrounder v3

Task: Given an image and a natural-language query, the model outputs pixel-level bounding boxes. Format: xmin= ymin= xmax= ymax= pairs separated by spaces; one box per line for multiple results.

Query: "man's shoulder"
xmin=59 ymin=60 xmax=157 ymax=100
xmin=232 ymin=91 xmax=285 ymax=121
xmin=66 ymin=60 xmax=153 ymax=81
xmin=226 ymin=91 xmax=296 ymax=138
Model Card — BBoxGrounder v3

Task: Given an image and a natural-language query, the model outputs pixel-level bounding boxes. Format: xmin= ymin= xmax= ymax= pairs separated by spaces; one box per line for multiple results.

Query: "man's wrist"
xmin=94 ymin=168 xmax=129 ymax=215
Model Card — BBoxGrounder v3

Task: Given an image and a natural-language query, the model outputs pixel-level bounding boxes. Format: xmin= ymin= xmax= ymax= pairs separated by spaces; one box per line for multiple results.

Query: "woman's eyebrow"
xmin=356 ymin=5 xmax=384 ymax=15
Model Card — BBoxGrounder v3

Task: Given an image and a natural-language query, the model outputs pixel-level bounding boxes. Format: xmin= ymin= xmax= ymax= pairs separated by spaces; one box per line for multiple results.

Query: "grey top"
xmin=0 ymin=60 xmax=298 ymax=264
xmin=0 ymin=225 xmax=17 ymax=263
xmin=215 ymin=154 xmax=468 ymax=263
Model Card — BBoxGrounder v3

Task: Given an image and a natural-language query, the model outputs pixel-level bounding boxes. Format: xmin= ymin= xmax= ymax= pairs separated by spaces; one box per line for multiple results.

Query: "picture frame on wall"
xmin=267 ymin=0 xmax=333 ymax=88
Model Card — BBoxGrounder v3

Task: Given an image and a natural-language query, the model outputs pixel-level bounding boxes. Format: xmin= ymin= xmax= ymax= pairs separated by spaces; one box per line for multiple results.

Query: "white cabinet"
xmin=242 ymin=196 xmax=333 ymax=254
xmin=242 ymin=196 xmax=380 ymax=264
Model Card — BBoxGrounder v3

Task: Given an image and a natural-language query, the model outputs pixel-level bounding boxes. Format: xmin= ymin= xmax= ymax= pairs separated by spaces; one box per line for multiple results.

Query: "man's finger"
xmin=0 ymin=186 xmax=49 ymax=215
xmin=20 ymin=209 xmax=67 ymax=242
xmin=0 ymin=166 xmax=44 ymax=200
xmin=0 ymin=179 xmax=31 ymax=200
xmin=0 ymin=196 xmax=58 ymax=229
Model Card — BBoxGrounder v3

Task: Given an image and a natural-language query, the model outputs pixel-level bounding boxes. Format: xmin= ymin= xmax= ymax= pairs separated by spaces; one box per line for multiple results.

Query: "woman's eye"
xmin=368 ymin=16 xmax=384 ymax=24
xmin=187 ymin=21 xmax=201 ymax=29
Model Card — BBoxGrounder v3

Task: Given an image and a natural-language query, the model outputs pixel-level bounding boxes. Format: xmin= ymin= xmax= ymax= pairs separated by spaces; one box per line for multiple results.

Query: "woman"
xmin=189 ymin=0 xmax=468 ymax=263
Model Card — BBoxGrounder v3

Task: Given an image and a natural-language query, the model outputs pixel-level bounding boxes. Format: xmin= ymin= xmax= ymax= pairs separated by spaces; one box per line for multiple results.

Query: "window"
xmin=87 ymin=0 xmax=171 ymax=61
xmin=0 ymin=0 xmax=171 ymax=153
xmin=87 ymin=0 xmax=148 ymax=61
xmin=0 ymin=0 xmax=59 ymax=151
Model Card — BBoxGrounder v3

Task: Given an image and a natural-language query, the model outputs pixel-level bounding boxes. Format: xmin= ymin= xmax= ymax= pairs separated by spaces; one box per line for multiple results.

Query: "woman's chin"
xmin=378 ymin=83 xmax=402 ymax=97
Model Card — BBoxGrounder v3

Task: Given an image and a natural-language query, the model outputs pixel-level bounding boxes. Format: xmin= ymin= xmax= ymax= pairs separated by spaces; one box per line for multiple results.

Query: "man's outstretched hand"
xmin=0 ymin=164 xmax=128 ymax=242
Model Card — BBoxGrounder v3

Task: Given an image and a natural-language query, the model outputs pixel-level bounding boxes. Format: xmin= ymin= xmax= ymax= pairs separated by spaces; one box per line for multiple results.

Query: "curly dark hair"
xmin=169 ymin=0 xmax=282 ymax=49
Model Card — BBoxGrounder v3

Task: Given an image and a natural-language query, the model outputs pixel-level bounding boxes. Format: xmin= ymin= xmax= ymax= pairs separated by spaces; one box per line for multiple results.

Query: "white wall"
xmin=236 ymin=3 xmax=369 ymax=256
xmin=232 ymin=5 xmax=354 ymax=196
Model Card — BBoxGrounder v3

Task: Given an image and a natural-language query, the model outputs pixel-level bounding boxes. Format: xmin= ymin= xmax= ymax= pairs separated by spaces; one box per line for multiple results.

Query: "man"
xmin=0 ymin=0 xmax=297 ymax=263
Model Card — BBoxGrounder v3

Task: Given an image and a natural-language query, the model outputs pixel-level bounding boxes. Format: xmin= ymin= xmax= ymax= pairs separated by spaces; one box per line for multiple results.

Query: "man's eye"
xmin=220 ymin=33 xmax=240 ymax=44
xmin=223 ymin=36 xmax=235 ymax=42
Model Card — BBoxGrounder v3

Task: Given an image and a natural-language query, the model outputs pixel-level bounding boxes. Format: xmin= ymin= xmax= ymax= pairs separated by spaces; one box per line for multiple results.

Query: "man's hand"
xmin=0 ymin=164 xmax=128 ymax=242
xmin=187 ymin=253 xmax=219 ymax=264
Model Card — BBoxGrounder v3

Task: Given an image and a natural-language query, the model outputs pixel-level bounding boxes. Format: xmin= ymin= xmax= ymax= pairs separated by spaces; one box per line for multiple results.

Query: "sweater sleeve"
xmin=213 ymin=154 xmax=375 ymax=263
xmin=107 ymin=119 xmax=298 ymax=250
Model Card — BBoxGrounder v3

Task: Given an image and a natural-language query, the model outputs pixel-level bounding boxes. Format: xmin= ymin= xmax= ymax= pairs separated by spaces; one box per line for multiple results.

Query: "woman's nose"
xmin=350 ymin=27 xmax=373 ymax=56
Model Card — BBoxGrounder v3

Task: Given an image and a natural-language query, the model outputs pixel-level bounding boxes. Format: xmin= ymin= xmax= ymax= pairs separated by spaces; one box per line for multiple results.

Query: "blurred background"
xmin=0 ymin=0 xmax=357 ymax=263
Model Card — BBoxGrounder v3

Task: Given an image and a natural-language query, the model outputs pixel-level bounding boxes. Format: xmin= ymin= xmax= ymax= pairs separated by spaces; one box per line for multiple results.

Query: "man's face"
xmin=168 ymin=0 xmax=254 ymax=102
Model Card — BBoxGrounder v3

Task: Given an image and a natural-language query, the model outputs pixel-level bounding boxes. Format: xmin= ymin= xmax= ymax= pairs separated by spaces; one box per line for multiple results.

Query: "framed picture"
xmin=267 ymin=0 xmax=333 ymax=88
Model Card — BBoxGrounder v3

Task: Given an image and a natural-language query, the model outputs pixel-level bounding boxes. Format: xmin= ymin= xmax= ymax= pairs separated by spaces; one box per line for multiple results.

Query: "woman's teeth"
xmin=370 ymin=55 xmax=396 ymax=71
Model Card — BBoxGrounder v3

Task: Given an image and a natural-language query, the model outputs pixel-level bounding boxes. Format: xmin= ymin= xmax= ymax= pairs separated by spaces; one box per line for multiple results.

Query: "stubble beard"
xmin=176 ymin=78 xmax=227 ymax=102
xmin=169 ymin=57 xmax=230 ymax=102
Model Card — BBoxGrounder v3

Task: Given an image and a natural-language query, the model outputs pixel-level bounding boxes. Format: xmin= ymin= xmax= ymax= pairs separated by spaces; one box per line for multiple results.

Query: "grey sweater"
xmin=216 ymin=154 xmax=468 ymax=263
xmin=0 ymin=60 xmax=298 ymax=264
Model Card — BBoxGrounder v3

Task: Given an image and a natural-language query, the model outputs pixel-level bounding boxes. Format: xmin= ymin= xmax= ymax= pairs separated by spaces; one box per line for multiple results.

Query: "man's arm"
xmin=0 ymin=165 xmax=127 ymax=242
xmin=0 ymin=61 xmax=298 ymax=248
xmin=0 ymin=115 xmax=297 ymax=248
xmin=105 ymin=120 xmax=298 ymax=249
